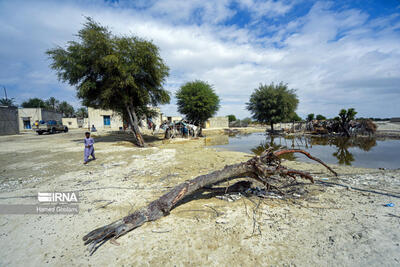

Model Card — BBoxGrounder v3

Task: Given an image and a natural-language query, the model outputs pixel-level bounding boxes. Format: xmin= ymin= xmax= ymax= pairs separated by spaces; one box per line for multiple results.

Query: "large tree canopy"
xmin=176 ymin=80 xmax=220 ymax=126
xmin=47 ymin=18 xmax=170 ymax=146
xmin=246 ymin=82 xmax=299 ymax=131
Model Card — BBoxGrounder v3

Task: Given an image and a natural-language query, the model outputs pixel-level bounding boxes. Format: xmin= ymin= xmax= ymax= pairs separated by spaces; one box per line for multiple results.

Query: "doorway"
xmin=23 ymin=119 xmax=31 ymax=129
xmin=103 ymin=115 xmax=111 ymax=127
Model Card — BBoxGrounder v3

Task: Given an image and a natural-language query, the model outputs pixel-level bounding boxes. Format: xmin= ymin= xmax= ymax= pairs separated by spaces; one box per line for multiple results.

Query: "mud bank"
xmin=0 ymin=130 xmax=399 ymax=266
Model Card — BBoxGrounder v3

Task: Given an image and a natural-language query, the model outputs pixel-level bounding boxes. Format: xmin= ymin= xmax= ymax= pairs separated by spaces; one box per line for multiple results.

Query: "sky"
xmin=0 ymin=0 xmax=399 ymax=119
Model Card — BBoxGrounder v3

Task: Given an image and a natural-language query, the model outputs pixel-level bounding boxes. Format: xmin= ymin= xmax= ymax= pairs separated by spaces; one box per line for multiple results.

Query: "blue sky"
xmin=0 ymin=0 xmax=399 ymax=119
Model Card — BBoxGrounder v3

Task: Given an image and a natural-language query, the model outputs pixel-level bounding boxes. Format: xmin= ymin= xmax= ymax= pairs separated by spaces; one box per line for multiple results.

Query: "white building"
xmin=62 ymin=118 xmax=79 ymax=129
xmin=204 ymin=116 xmax=229 ymax=129
xmin=18 ymin=108 xmax=62 ymax=130
xmin=87 ymin=107 xmax=162 ymax=131
xmin=161 ymin=115 xmax=182 ymax=123
xmin=87 ymin=107 xmax=123 ymax=130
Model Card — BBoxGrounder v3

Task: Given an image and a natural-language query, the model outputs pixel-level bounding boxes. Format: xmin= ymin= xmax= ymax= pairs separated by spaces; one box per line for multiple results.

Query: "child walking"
xmin=84 ymin=132 xmax=95 ymax=164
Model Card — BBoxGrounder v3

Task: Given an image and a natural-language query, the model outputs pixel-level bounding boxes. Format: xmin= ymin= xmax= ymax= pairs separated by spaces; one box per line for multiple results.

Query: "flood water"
xmin=210 ymin=133 xmax=400 ymax=169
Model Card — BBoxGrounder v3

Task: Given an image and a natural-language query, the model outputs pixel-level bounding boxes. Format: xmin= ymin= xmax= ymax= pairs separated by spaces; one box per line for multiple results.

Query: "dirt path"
xmin=0 ymin=130 xmax=399 ymax=266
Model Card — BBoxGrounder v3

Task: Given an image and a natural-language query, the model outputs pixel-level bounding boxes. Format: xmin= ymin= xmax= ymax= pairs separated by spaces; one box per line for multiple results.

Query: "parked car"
xmin=33 ymin=120 xmax=68 ymax=135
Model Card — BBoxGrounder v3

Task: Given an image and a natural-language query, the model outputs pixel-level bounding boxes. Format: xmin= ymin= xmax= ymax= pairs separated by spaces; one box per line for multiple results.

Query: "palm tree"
xmin=0 ymin=98 xmax=16 ymax=107
xmin=75 ymin=107 xmax=88 ymax=118
xmin=45 ymin=97 xmax=59 ymax=111
xmin=57 ymin=101 xmax=75 ymax=117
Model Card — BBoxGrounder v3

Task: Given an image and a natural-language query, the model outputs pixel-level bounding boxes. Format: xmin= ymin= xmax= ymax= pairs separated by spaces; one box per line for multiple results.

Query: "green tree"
xmin=0 ymin=98 xmax=16 ymax=107
xmin=306 ymin=113 xmax=315 ymax=121
xmin=57 ymin=101 xmax=75 ymax=117
xmin=176 ymin=80 xmax=220 ymax=127
xmin=227 ymin=114 xmax=237 ymax=122
xmin=75 ymin=107 xmax=88 ymax=118
xmin=21 ymin=98 xmax=49 ymax=109
xmin=246 ymin=82 xmax=298 ymax=131
xmin=288 ymin=112 xmax=302 ymax=122
xmin=277 ymin=111 xmax=300 ymax=123
xmin=45 ymin=97 xmax=60 ymax=111
xmin=46 ymin=18 xmax=170 ymax=147
xmin=316 ymin=114 xmax=326 ymax=120
xmin=334 ymin=108 xmax=357 ymax=137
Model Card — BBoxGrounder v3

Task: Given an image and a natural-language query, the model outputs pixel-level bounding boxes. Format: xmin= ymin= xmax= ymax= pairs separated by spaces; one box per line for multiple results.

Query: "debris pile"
xmin=305 ymin=119 xmax=377 ymax=136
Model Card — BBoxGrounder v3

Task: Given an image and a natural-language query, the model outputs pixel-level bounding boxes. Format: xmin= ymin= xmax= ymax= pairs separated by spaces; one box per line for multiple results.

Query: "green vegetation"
xmin=289 ymin=112 xmax=302 ymax=122
xmin=306 ymin=113 xmax=314 ymax=121
xmin=227 ymin=114 xmax=237 ymax=122
xmin=21 ymin=97 xmax=76 ymax=117
xmin=21 ymin=98 xmax=48 ymax=109
xmin=45 ymin=97 xmax=59 ymax=111
xmin=316 ymin=114 xmax=326 ymax=120
xmin=0 ymin=98 xmax=16 ymax=107
xmin=57 ymin=101 xmax=75 ymax=117
xmin=75 ymin=107 xmax=88 ymax=118
xmin=246 ymin=82 xmax=298 ymax=131
xmin=47 ymin=18 xmax=170 ymax=147
xmin=334 ymin=108 xmax=357 ymax=137
xmin=176 ymin=80 xmax=220 ymax=127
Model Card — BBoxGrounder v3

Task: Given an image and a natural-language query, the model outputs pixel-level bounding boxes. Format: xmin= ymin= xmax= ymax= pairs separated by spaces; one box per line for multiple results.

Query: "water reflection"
xmin=251 ymin=136 xmax=377 ymax=166
xmin=212 ymin=132 xmax=398 ymax=169
xmin=313 ymin=137 xmax=376 ymax=166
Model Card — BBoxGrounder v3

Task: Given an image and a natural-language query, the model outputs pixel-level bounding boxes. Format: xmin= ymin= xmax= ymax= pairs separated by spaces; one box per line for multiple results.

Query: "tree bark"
xmin=270 ymin=122 xmax=274 ymax=132
xmin=125 ymin=104 xmax=145 ymax=147
xmin=83 ymin=149 xmax=337 ymax=254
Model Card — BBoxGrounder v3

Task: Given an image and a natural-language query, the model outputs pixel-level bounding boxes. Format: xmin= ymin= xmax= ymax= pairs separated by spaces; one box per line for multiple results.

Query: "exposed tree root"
xmin=83 ymin=149 xmax=337 ymax=254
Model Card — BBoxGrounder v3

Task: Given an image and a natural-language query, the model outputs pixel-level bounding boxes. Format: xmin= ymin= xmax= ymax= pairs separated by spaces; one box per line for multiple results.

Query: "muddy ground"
xmin=0 ymin=129 xmax=399 ymax=266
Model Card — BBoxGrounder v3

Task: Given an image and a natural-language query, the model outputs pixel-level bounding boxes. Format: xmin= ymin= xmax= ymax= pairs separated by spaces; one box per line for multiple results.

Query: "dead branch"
xmin=83 ymin=149 xmax=337 ymax=254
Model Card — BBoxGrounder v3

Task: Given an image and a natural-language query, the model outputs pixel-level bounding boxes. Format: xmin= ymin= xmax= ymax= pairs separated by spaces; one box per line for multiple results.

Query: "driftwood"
xmin=83 ymin=149 xmax=337 ymax=254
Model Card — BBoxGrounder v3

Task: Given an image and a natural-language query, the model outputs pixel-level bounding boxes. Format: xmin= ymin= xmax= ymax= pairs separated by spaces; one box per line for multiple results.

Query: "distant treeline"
xmin=19 ymin=97 xmax=87 ymax=118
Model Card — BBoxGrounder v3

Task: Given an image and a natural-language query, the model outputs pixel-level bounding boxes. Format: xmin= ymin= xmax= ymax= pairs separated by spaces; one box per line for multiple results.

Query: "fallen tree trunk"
xmin=83 ymin=149 xmax=337 ymax=254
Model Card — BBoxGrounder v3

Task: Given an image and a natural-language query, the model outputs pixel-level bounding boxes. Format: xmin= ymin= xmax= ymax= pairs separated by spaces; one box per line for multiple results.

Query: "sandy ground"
xmin=0 ymin=129 xmax=399 ymax=266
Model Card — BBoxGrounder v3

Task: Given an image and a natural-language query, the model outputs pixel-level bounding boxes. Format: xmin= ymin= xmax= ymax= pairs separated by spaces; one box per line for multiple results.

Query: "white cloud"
xmin=238 ymin=0 xmax=295 ymax=19
xmin=0 ymin=0 xmax=399 ymax=119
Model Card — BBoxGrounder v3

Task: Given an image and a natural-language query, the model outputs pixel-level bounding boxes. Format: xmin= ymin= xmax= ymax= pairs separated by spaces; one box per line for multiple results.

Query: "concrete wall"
xmin=41 ymin=110 xmax=62 ymax=122
xmin=62 ymin=118 xmax=79 ymax=128
xmin=88 ymin=108 xmax=123 ymax=130
xmin=82 ymin=118 xmax=89 ymax=129
xmin=18 ymin=108 xmax=63 ymax=130
xmin=205 ymin=116 xmax=229 ymax=129
xmin=0 ymin=106 xmax=19 ymax=135
xmin=161 ymin=115 xmax=182 ymax=123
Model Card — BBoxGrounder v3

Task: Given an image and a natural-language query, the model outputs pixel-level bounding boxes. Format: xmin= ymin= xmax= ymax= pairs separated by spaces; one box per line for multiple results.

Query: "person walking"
xmin=84 ymin=132 xmax=95 ymax=164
